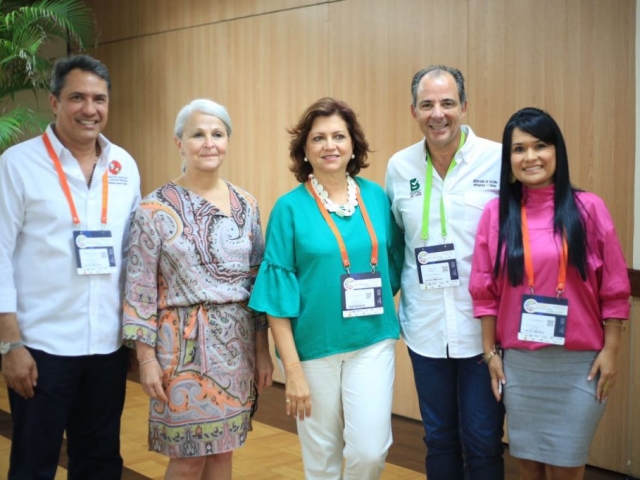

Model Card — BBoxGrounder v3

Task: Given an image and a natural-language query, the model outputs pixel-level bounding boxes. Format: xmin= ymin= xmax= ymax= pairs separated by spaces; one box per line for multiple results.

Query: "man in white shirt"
xmin=386 ymin=65 xmax=504 ymax=479
xmin=0 ymin=54 xmax=140 ymax=479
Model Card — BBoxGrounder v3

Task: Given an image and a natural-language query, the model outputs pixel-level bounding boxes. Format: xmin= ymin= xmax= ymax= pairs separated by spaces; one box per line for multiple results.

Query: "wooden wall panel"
xmin=327 ymin=0 xmax=468 ymax=185
xmin=468 ymin=0 xmax=635 ymax=260
xmin=588 ymin=319 xmax=632 ymax=472
xmin=222 ymin=6 xmax=331 ymax=214
xmin=88 ymin=0 xmax=330 ymax=44
xmin=630 ymin=299 xmax=640 ymax=477
xmin=81 ymin=0 xmax=636 ymax=473
xmin=91 ymin=3 xmax=330 ymax=208
xmin=468 ymin=4 xmax=635 ymax=470
xmin=391 ymin=340 xmax=419 ymax=419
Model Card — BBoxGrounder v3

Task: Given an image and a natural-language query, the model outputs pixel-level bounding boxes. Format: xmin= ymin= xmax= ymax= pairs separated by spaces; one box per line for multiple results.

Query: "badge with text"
xmin=414 ymin=243 xmax=459 ymax=289
xmin=518 ymin=294 xmax=568 ymax=345
xmin=73 ymin=230 xmax=117 ymax=275
xmin=340 ymin=272 xmax=384 ymax=318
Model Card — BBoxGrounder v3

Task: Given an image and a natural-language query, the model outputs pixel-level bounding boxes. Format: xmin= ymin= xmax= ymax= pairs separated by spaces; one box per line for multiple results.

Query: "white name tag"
xmin=517 ymin=295 xmax=568 ymax=345
xmin=73 ymin=230 xmax=117 ymax=275
xmin=415 ymin=243 xmax=460 ymax=289
xmin=340 ymin=272 xmax=384 ymax=318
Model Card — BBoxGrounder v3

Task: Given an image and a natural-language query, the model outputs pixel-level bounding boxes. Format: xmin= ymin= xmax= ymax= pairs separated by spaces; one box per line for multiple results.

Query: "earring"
xmin=351 ymin=154 xmax=355 ymax=159
xmin=304 ymin=157 xmax=309 ymax=162
xmin=509 ymin=171 xmax=517 ymax=184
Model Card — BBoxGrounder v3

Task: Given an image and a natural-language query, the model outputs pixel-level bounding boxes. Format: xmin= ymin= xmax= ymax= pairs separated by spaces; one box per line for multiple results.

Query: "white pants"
xmin=292 ymin=338 xmax=396 ymax=480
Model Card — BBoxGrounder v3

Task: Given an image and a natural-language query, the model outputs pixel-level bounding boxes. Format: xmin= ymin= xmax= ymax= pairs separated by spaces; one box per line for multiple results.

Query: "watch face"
xmin=0 ymin=342 xmax=21 ymax=354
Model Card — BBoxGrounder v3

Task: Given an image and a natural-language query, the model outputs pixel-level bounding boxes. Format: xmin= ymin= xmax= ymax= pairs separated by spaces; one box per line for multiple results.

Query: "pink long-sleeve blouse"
xmin=469 ymin=185 xmax=630 ymax=351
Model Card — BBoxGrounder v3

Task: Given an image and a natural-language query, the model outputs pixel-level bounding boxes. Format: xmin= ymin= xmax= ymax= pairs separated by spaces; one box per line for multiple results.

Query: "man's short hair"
xmin=411 ymin=65 xmax=466 ymax=107
xmin=50 ymin=54 xmax=111 ymax=98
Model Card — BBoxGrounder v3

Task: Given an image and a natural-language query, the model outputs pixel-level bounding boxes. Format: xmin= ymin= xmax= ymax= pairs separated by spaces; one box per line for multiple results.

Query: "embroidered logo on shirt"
xmin=108 ymin=160 xmax=122 ymax=175
xmin=473 ymin=179 xmax=498 ymax=188
xmin=108 ymin=160 xmax=129 ymax=185
xmin=409 ymin=178 xmax=422 ymax=198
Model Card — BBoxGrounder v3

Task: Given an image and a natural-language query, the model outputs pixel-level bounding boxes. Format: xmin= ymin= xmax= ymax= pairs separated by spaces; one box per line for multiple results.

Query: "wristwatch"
xmin=482 ymin=345 xmax=501 ymax=364
xmin=0 ymin=340 xmax=24 ymax=354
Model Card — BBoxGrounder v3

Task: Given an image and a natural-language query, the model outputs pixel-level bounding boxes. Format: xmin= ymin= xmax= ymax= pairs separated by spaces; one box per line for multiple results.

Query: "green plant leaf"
xmin=0 ymin=0 xmax=94 ymax=151
xmin=0 ymin=104 xmax=48 ymax=152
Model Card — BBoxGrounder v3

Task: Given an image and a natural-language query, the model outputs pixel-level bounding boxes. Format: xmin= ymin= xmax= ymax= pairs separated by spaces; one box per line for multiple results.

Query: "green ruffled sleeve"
xmin=248 ymin=198 xmax=301 ymax=318
xmin=366 ymin=179 xmax=404 ymax=296
xmin=387 ymin=197 xmax=405 ymax=296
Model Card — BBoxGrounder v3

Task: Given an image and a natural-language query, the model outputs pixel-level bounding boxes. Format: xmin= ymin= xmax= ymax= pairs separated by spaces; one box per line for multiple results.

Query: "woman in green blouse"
xmin=249 ymin=97 xmax=404 ymax=480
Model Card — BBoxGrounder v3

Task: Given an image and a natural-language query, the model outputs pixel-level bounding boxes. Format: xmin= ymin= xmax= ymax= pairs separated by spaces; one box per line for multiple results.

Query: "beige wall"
xmin=83 ymin=0 xmax=637 ymax=474
xmin=86 ymin=0 xmax=635 ymax=255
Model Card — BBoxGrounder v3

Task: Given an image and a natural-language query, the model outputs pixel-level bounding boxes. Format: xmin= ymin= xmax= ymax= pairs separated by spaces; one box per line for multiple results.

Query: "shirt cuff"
xmin=0 ymin=287 xmax=17 ymax=312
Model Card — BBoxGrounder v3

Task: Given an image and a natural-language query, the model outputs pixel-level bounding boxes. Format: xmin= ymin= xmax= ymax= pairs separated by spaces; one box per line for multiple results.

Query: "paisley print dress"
xmin=123 ymin=182 xmax=266 ymax=458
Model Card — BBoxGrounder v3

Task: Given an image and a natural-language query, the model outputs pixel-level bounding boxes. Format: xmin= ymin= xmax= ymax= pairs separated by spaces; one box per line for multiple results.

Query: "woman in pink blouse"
xmin=469 ymin=107 xmax=630 ymax=480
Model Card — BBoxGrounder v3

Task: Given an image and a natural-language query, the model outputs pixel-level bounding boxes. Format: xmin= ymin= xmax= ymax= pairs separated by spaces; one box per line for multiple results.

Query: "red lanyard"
xmin=305 ymin=178 xmax=379 ymax=273
xmin=521 ymin=202 xmax=568 ymax=295
xmin=43 ymin=132 xmax=108 ymax=225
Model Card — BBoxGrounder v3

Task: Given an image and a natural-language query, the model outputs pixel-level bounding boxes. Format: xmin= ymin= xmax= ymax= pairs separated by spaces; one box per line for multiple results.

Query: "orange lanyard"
xmin=43 ymin=132 xmax=108 ymax=225
xmin=305 ymin=178 xmax=379 ymax=273
xmin=521 ymin=202 xmax=568 ymax=295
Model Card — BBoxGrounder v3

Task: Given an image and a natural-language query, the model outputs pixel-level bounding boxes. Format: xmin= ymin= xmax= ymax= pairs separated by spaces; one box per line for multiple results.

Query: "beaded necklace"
xmin=309 ymin=174 xmax=358 ymax=217
xmin=87 ymin=142 xmax=101 ymax=188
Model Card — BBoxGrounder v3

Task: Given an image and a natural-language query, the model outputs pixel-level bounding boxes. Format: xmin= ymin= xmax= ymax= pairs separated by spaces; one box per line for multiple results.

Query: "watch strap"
xmin=482 ymin=346 xmax=501 ymax=364
xmin=0 ymin=340 xmax=24 ymax=354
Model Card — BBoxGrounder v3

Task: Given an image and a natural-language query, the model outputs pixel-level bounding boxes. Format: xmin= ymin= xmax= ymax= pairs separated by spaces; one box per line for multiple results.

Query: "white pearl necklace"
xmin=309 ymin=174 xmax=358 ymax=217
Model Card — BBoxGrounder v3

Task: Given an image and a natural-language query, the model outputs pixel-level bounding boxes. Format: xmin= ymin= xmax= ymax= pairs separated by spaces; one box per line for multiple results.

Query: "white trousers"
xmin=292 ymin=338 xmax=396 ymax=480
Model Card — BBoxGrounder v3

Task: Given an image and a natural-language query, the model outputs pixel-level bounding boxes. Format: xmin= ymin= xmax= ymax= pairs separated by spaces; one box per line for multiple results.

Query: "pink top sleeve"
xmin=469 ymin=189 xmax=630 ymax=351
xmin=469 ymin=198 xmax=501 ymax=318
xmin=578 ymin=192 xmax=631 ymax=321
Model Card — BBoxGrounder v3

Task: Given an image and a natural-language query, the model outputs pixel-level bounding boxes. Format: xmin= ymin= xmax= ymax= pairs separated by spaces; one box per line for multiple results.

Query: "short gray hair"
xmin=411 ymin=65 xmax=466 ymax=107
xmin=174 ymin=99 xmax=232 ymax=138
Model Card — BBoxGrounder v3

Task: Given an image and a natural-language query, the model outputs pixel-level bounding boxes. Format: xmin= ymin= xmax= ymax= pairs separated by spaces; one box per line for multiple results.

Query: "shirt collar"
xmin=455 ymin=125 xmax=475 ymax=165
xmin=421 ymin=125 xmax=475 ymax=165
xmin=45 ymin=123 xmax=110 ymax=161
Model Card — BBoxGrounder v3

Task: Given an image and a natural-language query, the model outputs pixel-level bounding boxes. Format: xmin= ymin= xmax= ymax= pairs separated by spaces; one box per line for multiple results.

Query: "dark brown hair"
xmin=288 ymin=97 xmax=370 ymax=183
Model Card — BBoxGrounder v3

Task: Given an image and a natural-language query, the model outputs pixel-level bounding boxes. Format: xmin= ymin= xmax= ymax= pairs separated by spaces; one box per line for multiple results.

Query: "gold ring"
xmin=285 ymin=399 xmax=291 ymax=403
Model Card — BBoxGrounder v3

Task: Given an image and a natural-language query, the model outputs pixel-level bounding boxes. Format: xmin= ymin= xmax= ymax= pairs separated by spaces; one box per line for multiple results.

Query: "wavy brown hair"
xmin=288 ymin=97 xmax=370 ymax=183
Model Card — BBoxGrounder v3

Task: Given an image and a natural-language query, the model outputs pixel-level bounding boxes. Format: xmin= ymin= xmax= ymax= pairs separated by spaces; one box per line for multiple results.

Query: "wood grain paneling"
xmin=630 ymin=299 xmax=640 ymax=477
xmin=588 ymin=319 xmax=632 ymax=472
xmin=326 ymin=0 xmax=468 ymax=186
xmin=468 ymin=0 xmax=635 ymax=260
xmin=80 ymin=0 xmax=636 ymax=473
xmin=90 ymin=3 xmax=330 ymax=211
xmin=468 ymin=4 xmax=636 ymax=469
xmin=88 ymin=0 xmax=334 ymax=44
xmin=391 ymin=340 xmax=420 ymax=419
